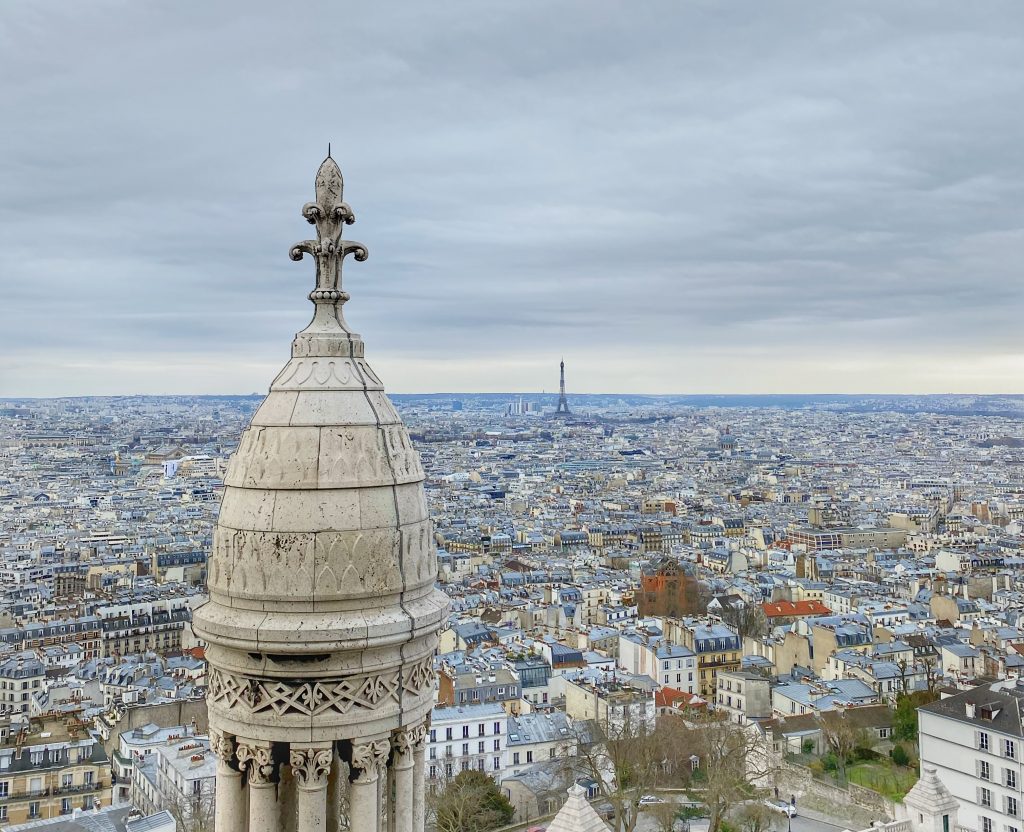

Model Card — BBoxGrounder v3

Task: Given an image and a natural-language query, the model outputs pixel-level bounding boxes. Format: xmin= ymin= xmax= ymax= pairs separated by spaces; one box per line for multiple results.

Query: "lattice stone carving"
xmin=207 ymin=656 xmax=435 ymax=718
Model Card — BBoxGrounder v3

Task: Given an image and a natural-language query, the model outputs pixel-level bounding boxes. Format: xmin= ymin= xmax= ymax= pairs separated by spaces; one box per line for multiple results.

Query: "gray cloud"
xmin=2 ymin=0 xmax=1024 ymax=395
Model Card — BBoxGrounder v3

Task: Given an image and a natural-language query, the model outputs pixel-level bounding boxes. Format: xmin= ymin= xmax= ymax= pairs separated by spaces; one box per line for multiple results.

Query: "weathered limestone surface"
xmin=194 ymin=156 xmax=447 ymax=832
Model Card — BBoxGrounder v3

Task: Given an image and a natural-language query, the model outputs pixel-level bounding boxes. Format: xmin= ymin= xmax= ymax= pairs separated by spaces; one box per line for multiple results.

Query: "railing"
xmin=0 ymin=782 xmax=106 ymax=802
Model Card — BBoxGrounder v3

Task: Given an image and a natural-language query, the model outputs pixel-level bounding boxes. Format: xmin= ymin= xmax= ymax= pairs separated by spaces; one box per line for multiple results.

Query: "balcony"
xmin=54 ymin=782 xmax=106 ymax=796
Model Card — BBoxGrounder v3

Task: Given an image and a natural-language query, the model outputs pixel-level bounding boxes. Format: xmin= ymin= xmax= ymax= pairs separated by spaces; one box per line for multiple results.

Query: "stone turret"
xmin=192 ymin=156 xmax=449 ymax=832
xmin=902 ymin=766 xmax=959 ymax=832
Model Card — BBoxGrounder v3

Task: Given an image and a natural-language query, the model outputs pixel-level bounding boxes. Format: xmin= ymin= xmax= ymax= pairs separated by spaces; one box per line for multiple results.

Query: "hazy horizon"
xmin=4 ymin=2 xmax=1024 ymax=397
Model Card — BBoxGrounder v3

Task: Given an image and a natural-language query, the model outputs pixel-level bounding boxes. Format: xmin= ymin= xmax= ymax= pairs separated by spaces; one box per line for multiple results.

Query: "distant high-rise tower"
xmin=556 ymin=359 xmax=570 ymax=414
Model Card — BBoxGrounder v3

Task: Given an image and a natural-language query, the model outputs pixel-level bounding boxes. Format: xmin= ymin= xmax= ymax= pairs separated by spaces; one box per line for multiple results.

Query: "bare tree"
xmin=165 ymin=790 xmax=215 ymax=832
xmin=649 ymin=800 xmax=682 ymax=832
xmin=736 ymin=802 xmax=774 ymax=832
xmin=718 ymin=603 xmax=767 ymax=641
xmin=574 ymin=712 xmax=685 ymax=832
xmin=818 ymin=710 xmax=870 ymax=786
xmin=684 ymin=713 xmax=772 ymax=832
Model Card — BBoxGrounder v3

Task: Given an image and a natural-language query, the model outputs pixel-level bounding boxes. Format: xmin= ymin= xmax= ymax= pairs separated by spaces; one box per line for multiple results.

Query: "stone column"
xmin=391 ymin=724 xmax=424 ymax=832
xmin=237 ymin=741 xmax=277 ymax=832
xmin=411 ymin=723 xmax=428 ymax=832
xmin=279 ymin=759 xmax=297 ymax=832
xmin=291 ymin=745 xmax=333 ymax=832
xmin=326 ymin=744 xmax=344 ymax=832
xmin=210 ymin=729 xmax=247 ymax=832
xmin=350 ymin=738 xmax=390 ymax=832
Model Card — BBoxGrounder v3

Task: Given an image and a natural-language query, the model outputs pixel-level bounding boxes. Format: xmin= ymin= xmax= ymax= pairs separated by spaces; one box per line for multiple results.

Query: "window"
xmin=445 ymin=728 xmax=452 ymax=741
xmin=29 ymin=802 xmax=40 ymax=819
xmin=84 ymin=771 xmax=94 ymax=786
xmin=526 ymin=751 xmax=533 ymax=763
xmin=428 ymin=748 xmax=436 ymax=760
xmin=462 ymin=743 xmax=468 ymax=756
xmin=462 ymin=726 xmax=469 ymax=739
xmin=982 ymin=817 xmax=992 ymax=832
xmin=494 ymin=739 xmax=500 ymax=751
xmin=513 ymin=753 xmax=520 ymax=765
xmin=493 ymin=722 xmax=501 ymax=734
xmin=478 ymin=724 xmax=485 ymax=737
xmin=1007 ymin=740 xmax=1017 ymax=760
xmin=0 ymin=806 xmax=6 ymax=821
xmin=981 ymin=761 xmax=991 ymax=780
xmin=1008 ymin=770 xmax=1017 ymax=789
xmin=445 ymin=764 xmax=453 ymax=777
xmin=429 ymin=765 xmax=436 ymax=779
xmin=477 ymin=759 xmax=484 ymax=771
xmin=461 ymin=761 xmax=469 ymax=771
xmin=0 ymin=782 xmax=7 ymax=797
xmin=493 ymin=757 xmax=500 ymax=771
xmin=1009 ymin=797 xmax=1019 ymax=818
xmin=62 ymin=774 xmax=73 ymax=787
xmin=982 ymin=788 xmax=993 ymax=808
xmin=429 ymin=729 xmax=436 ymax=743
xmin=981 ymin=732 xmax=991 ymax=751
xmin=61 ymin=799 xmax=71 ymax=815
xmin=478 ymin=742 xmax=484 ymax=754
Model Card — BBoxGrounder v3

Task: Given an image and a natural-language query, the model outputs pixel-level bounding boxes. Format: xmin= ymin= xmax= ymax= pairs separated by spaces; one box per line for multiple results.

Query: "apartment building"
xmin=0 ymin=655 xmax=45 ymax=717
xmin=426 ymin=704 xmax=508 ymax=789
xmin=919 ymin=681 xmax=1024 ymax=832
xmin=0 ymin=716 xmax=112 ymax=826
xmin=618 ymin=632 xmax=696 ymax=694
xmin=715 ymin=669 xmax=771 ymax=725
xmin=96 ymin=598 xmax=191 ymax=658
xmin=665 ymin=620 xmax=742 ymax=698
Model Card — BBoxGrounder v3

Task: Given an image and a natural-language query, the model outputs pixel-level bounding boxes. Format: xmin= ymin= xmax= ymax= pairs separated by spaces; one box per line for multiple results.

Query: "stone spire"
xmin=193 ymin=156 xmax=449 ymax=832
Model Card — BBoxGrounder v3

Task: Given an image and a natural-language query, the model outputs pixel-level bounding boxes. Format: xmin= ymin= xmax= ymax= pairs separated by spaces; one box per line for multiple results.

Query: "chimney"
xmin=966 ymin=702 xmax=976 ymax=718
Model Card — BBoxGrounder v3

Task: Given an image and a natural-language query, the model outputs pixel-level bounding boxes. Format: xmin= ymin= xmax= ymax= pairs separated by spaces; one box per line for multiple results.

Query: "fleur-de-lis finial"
xmin=289 ymin=155 xmax=368 ymax=307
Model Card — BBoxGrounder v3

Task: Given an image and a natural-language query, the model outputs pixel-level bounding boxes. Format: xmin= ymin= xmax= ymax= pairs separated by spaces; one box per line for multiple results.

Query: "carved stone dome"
xmin=193 ymin=156 xmax=449 ymax=751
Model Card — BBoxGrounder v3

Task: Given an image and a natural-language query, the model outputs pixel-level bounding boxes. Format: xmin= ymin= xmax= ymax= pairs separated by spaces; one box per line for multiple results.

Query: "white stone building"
xmin=426 ymin=704 xmax=508 ymax=789
xmin=919 ymin=680 xmax=1024 ymax=832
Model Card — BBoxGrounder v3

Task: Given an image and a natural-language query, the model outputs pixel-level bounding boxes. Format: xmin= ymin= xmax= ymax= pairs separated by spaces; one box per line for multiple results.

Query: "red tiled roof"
xmin=761 ymin=600 xmax=832 ymax=618
xmin=656 ymin=687 xmax=706 ymax=709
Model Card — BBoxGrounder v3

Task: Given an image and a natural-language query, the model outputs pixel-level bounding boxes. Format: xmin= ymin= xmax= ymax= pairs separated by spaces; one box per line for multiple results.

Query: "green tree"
xmin=432 ymin=769 xmax=515 ymax=832
xmin=893 ymin=690 xmax=939 ymax=743
xmin=890 ymin=744 xmax=910 ymax=767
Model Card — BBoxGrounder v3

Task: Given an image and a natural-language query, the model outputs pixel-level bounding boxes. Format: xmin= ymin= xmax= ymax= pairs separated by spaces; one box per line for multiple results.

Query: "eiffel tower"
xmin=556 ymin=359 xmax=570 ymax=414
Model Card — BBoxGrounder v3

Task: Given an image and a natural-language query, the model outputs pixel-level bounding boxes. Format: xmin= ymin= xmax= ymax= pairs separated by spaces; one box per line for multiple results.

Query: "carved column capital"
xmin=236 ymin=740 xmax=275 ymax=786
xmin=350 ymin=738 xmax=389 ymax=782
xmin=290 ymin=745 xmax=333 ymax=790
xmin=209 ymin=728 xmax=236 ymax=765
xmin=392 ymin=722 xmax=428 ymax=758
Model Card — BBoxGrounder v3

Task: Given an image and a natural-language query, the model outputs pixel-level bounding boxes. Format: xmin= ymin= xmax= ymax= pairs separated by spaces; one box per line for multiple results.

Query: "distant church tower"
xmin=556 ymin=359 xmax=570 ymax=414
xmin=193 ymin=156 xmax=449 ymax=832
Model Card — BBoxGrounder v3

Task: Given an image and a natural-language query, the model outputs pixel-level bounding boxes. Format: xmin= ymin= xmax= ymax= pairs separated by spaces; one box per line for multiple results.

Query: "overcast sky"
xmin=3 ymin=2 xmax=1024 ymax=397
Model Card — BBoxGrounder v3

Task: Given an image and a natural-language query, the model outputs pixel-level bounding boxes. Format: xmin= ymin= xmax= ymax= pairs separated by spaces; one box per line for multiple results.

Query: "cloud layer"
xmin=3 ymin=1 xmax=1024 ymax=396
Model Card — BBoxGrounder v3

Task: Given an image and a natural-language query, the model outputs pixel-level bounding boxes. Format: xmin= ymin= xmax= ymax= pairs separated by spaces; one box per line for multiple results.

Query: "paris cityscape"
xmin=6 ymin=382 xmax=1024 ymax=832
xmin=5 ymin=3 xmax=1024 ymax=832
